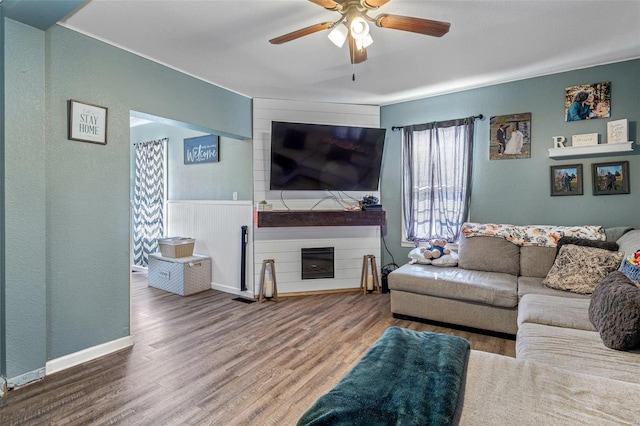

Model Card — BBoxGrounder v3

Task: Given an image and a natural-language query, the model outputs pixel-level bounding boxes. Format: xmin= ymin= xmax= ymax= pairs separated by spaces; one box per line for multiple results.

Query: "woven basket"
xmin=620 ymin=257 xmax=640 ymax=283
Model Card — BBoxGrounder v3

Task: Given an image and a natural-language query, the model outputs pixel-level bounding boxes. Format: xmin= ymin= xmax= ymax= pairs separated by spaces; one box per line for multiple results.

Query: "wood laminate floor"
xmin=1 ymin=272 xmax=515 ymax=425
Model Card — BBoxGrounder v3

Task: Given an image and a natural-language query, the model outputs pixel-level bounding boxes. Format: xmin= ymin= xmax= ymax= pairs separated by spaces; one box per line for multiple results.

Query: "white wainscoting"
xmin=252 ymin=98 xmax=383 ymax=294
xmin=166 ymin=200 xmax=254 ymax=297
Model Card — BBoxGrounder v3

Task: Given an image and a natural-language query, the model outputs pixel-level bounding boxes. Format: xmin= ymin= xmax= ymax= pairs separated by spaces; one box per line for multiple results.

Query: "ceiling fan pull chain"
xmin=352 ymin=57 xmax=356 ymax=81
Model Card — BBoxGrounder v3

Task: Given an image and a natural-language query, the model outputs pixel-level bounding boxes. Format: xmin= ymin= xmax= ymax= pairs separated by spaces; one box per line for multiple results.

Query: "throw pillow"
xmin=408 ymin=247 xmax=431 ymax=265
xmin=431 ymin=252 xmax=459 ymax=267
xmin=589 ymin=271 xmax=640 ymax=350
xmin=543 ymin=244 xmax=624 ymax=294
xmin=555 ymin=236 xmax=619 ymax=258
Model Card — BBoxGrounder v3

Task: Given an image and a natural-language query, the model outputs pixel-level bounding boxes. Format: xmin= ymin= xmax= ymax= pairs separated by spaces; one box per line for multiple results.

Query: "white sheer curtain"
xmin=402 ymin=117 xmax=475 ymax=243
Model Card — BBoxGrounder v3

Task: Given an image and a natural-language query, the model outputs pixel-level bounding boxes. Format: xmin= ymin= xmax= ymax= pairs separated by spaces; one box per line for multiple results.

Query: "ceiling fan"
xmin=269 ymin=0 xmax=451 ymax=65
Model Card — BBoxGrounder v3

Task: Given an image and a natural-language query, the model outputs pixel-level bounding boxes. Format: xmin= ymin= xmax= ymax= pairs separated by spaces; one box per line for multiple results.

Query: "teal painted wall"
xmin=131 ymin=122 xmax=253 ymax=201
xmin=0 ymin=10 xmax=6 ymax=383
xmin=380 ymin=60 xmax=640 ymax=266
xmin=44 ymin=25 xmax=251 ymax=360
xmin=4 ymin=19 xmax=47 ymax=381
xmin=2 ymin=19 xmax=252 ymax=381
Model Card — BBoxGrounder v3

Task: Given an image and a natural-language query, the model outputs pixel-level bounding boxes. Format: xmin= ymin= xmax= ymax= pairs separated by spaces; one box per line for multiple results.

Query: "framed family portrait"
xmin=489 ymin=113 xmax=531 ymax=160
xmin=564 ymin=81 xmax=610 ymax=122
xmin=591 ymin=161 xmax=629 ymax=195
xmin=550 ymin=164 xmax=583 ymax=196
xmin=68 ymin=99 xmax=108 ymax=144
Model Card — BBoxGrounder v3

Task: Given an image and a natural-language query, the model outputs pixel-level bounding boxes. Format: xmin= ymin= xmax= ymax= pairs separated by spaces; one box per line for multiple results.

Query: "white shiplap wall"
xmin=253 ymin=98 xmax=382 ymax=294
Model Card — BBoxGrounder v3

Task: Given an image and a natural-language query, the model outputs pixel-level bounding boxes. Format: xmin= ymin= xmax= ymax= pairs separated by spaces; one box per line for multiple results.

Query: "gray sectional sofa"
xmin=301 ymin=226 xmax=640 ymax=424
xmin=388 ymin=224 xmax=640 ymax=386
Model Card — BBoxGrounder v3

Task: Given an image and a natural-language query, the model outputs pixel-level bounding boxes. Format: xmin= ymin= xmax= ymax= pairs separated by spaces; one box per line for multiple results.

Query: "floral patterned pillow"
xmin=543 ymin=244 xmax=624 ymax=294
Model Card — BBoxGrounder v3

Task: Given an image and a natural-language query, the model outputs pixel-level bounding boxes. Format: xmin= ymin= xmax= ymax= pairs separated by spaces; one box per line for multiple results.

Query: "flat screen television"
xmin=269 ymin=121 xmax=386 ymax=191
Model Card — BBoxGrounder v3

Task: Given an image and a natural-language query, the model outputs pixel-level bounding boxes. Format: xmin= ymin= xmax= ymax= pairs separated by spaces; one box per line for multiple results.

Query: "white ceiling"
xmin=59 ymin=0 xmax=640 ymax=106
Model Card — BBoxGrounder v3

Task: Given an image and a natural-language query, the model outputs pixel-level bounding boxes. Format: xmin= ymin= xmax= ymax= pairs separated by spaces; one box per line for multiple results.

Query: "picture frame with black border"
xmin=68 ymin=99 xmax=108 ymax=144
xmin=550 ymin=164 xmax=583 ymax=196
xmin=591 ymin=161 xmax=629 ymax=196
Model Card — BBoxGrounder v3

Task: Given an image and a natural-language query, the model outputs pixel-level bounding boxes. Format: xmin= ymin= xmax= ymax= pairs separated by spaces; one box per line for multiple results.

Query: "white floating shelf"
xmin=548 ymin=141 xmax=634 ymax=158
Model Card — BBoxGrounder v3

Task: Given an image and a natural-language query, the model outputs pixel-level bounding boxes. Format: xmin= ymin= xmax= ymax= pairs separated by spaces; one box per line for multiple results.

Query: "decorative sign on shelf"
xmin=68 ymin=99 xmax=108 ymax=144
xmin=607 ymin=119 xmax=628 ymax=144
xmin=571 ymin=133 xmax=598 ymax=147
xmin=184 ymin=134 xmax=219 ymax=164
xmin=552 ymin=136 xmax=567 ymax=148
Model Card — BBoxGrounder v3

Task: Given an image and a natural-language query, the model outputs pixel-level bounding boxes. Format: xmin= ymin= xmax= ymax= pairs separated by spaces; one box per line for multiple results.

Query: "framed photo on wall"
xmin=68 ymin=99 xmax=108 ymax=144
xmin=564 ymin=81 xmax=610 ymax=121
xmin=550 ymin=164 xmax=583 ymax=196
xmin=489 ymin=113 xmax=531 ymax=160
xmin=591 ymin=161 xmax=629 ymax=195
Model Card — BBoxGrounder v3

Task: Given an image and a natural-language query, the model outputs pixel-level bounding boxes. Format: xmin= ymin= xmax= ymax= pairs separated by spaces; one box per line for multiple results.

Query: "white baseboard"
xmin=211 ymin=282 xmax=254 ymax=299
xmin=46 ymin=335 xmax=134 ymax=375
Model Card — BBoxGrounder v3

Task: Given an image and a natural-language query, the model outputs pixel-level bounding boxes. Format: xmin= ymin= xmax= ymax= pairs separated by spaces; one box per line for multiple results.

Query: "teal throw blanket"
xmin=298 ymin=326 xmax=470 ymax=426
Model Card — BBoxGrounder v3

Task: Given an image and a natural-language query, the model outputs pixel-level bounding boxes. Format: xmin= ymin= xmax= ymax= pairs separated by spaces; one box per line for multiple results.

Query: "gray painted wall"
xmin=131 ymin=122 xmax=252 ymax=201
xmin=2 ymin=20 xmax=252 ymax=381
xmin=380 ymin=59 xmax=640 ymax=266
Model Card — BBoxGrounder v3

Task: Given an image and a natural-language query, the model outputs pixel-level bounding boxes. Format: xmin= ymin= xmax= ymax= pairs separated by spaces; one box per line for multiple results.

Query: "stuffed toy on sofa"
xmin=408 ymin=239 xmax=457 ymax=266
xmin=422 ymin=239 xmax=451 ymax=259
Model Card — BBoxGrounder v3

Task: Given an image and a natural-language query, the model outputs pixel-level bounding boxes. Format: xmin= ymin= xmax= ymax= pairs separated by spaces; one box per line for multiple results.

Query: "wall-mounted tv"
xmin=269 ymin=121 xmax=386 ymax=191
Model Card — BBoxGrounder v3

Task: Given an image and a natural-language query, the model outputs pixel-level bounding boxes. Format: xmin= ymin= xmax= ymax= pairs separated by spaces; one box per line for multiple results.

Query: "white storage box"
xmin=148 ymin=253 xmax=211 ymax=296
xmin=157 ymin=237 xmax=195 ymax=258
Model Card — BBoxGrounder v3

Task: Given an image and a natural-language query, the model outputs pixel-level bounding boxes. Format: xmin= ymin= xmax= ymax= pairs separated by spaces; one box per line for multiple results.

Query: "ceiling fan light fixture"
xmin=355 ymin=34 xmax=373 ymax=50
xmin=349 ymin=16 xmax=369 ymax=40
xmin=328 ymin=23 xmax=348 ymax=47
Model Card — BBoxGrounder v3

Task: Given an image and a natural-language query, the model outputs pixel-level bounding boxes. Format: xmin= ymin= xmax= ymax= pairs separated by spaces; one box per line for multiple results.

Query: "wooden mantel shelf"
xmin=257 ymin=210 xmax=385 ymax=228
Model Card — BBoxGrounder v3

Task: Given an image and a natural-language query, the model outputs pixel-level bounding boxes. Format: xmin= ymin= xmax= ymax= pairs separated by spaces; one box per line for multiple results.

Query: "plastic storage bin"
xmin=158 ymin=237 xmax=195 ymax=258
xmin=148 ymin=253 xmax=211 ymax=296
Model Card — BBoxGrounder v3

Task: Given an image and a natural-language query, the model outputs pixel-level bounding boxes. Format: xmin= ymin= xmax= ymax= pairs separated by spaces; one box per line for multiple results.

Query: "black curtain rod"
xmin=392 ymin=114 xmax=484 ymax=131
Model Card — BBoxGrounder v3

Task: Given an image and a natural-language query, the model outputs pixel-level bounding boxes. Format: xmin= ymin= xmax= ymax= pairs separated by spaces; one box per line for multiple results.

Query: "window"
xmin=402 ymin=117 xmax=476 ymax=244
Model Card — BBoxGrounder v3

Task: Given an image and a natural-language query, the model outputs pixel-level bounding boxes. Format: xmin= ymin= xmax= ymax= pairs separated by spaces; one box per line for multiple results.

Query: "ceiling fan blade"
xmin=308 ymin=0 xmax=342 ymax=11
xmin=348 ymin=36 xmax=367 ymax=64
xmin=375 ymin=14 xmax=451 ymax=37
xmin=269 ymin=22 xmax=334 ymax=44
xmin=363 ymin=0 xmax=390 ymax=9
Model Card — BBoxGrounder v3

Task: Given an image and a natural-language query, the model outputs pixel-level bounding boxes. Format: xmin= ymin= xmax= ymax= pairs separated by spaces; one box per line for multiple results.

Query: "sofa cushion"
xmin=519 ymin=246 xmax=556 ymax=278
xmin=516 ymin=322 xmax=640 ymax=384
xmin=605 ymin=226 xmax=634 ymax=243
xmin=517 ymin=276 xmax=590 ymax=299
xmin=457 ymin=350 xmax=640 ymax=425
xmin=543 ymin=244 xmax=624 ymax=294
xmin=517 ymin=294 xmax=595 ymax=331
xmin=616 ymin=229 xmax=640 ymax=257
xmin=458 ymin=235 xmax=520 ymax=275
xmin=589 ymin=271 xmax=640 ymax=351
xmin=555 ymin=236 xmax=619 ymax=257
xmin=388 ymin=263 xmax=518 ymax=308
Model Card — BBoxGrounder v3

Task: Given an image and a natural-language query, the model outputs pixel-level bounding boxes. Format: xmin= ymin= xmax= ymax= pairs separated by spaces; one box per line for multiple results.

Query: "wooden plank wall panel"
xmin=166 ymin=200 xmax=254 ymax=297
xmin=252 ymin=98 xmax=383 ymax=295
xmin=253 ymin=231 xmax=381 ymax=294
